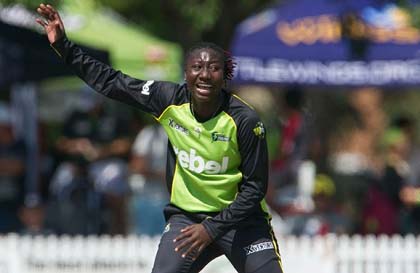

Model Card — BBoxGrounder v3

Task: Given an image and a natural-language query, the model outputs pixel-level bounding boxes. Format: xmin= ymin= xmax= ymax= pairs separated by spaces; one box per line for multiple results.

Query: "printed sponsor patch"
xmin=211 ymin=132 xmax=231 ymax=142
xmin=253 ymin=121 xmax=265 ymax=139
xmin=169 ymin=118 xmax=189 ymax=135
xmin=243 ymin=241 xmax=274 ymax=256
xmin=173 ymin=147 xmax=229 ymax=174
xmin=141 ymin=80 xmax=154 ymax=95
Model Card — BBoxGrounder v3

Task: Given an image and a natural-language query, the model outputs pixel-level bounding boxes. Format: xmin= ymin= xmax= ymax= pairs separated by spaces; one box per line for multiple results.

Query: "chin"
xmin=194 ymin=95 xmax=212 ymax=104
xmin=193 ymin=91 xmax=213 ymax=102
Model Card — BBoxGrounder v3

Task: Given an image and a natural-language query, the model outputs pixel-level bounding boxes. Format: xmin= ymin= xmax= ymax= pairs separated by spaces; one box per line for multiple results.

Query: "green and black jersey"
xmin=52 ymin=37 xmax=271 ymax=240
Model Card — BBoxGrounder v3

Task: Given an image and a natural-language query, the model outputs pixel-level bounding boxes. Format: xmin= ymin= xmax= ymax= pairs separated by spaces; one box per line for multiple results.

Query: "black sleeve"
xmin=202 ymin=114 xmax=269 ymax=239
xmin=50 ymin=36 xmax=178 ymax=117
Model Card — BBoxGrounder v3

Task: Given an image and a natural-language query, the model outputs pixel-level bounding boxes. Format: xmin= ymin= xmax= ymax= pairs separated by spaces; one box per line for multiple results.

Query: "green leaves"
xmin=1 ymin=0 xmax=277 ymax=50
xmin=0 ymin=0 xmax=60 ymax=9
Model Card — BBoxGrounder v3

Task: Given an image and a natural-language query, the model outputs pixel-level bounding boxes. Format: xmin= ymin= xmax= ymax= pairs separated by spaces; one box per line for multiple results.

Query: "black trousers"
xmin=151 ymin=214 xmax=284 ymax=273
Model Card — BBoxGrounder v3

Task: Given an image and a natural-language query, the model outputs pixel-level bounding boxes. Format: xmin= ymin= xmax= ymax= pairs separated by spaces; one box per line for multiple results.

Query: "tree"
xmin=0 ymin=0 xmax=277 ymax=51
xmin=96 ymin=0 xmax=278 ymax=50
xmin=5 ymin=0 xmax=419 ymax=52
xmin=0 ymin=0 xmax=60 ymax=9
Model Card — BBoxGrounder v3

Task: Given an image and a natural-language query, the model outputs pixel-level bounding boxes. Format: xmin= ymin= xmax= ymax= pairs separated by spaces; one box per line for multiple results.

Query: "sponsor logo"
xmin=141 ymin=80 xmax=154 ymax=95
xmin=211 ymin=132 xmax=231 ymax=142
xmin=169 ymin=118 xmax=189 ymax=135
xmin=253 ymin=121 xmax=266 ymax=139
xmin=173 ymin=147 xmax=229 ymax=174
xmin=163 ymin=223 xmax=170 ymax=234
xmin=243 ymin=242 xmax=274 ymax=256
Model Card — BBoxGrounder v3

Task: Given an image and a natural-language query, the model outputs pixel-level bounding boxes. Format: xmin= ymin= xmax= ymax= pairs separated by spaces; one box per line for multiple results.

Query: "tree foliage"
xmin=0 ymin=0 xmax=60 ymax=10
xmin=95 ymin=0 xmax=277 ymax=50
xmin=1 ymin=0 xmax=277 ymax=50
xmin=4 ymin=0 xmax=420 ymax=51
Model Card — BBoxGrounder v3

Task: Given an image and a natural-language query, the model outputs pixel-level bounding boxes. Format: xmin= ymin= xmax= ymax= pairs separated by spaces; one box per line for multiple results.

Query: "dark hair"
xmin=185 ymin=42 xmax=236 ymax=80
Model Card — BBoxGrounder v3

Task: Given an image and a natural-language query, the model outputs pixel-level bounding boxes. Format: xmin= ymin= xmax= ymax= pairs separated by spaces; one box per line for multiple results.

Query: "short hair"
xmin=185 ymin=42 xmax=236 ymax=80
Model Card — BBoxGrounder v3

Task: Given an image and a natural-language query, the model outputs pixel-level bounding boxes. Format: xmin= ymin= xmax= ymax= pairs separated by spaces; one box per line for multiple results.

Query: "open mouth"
xmin=196 ymin=84 xmax=213 ymax=95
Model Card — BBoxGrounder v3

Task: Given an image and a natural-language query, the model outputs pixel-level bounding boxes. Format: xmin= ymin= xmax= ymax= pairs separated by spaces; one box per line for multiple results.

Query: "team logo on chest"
xmin=211 ymin=132 xmax=231 ymax=142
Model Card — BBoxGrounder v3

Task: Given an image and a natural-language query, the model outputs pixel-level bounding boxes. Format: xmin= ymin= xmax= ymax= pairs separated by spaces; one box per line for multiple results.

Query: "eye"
xmin=209 ymin=65 xmax=221 ymax=72
xmin=191 ymin=64 xmax=202 ymax=71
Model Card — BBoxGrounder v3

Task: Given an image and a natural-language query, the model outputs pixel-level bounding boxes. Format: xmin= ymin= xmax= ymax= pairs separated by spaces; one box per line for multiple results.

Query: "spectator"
xmin=48 ymin=89 xmax=132 ymax=235
xmin=391 ymin=115 xmax=420 ymax=234
xmin=362 ymin=128 xmax=409 ymax=234
xmin=289 ymin=174 xmax=352 ymax=236
xmin=18 ymin=194 xmax=52 ymax=235
xmin=392 ymin=115 xmax=420 ymax=186
xmin=0 ymin=102 xmax=26 ymax=233
xmin=268 ymin=87 xmax=311 ymax=218
xmin=327 ymin=88 xmax=385 ymax=233
xmin=129 ymin=122 xmax=169 ymax=236
xmin=271 ymin=86 xmax=308 ymax=182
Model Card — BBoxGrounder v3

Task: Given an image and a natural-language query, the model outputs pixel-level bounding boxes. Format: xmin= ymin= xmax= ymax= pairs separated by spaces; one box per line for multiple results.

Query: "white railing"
xmin=0 ymin=234 xmax=419 ymax=273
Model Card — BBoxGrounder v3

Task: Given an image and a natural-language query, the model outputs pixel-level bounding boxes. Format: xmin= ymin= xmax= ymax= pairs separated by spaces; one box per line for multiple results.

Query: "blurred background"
xmin=2 ymin=0 xmax=420 ymax=272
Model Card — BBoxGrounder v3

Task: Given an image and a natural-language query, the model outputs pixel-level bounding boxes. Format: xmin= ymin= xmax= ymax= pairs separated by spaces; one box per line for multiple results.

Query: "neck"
xmin=191 ymin=93 xmax=223 ymax=122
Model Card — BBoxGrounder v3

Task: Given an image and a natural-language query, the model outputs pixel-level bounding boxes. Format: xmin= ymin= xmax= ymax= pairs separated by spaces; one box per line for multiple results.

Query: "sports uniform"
xmin=51 ymin=37 xmax=284 ymax=273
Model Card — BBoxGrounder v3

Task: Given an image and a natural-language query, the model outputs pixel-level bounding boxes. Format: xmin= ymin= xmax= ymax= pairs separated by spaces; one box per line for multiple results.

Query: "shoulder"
xmin=225 ymin=92 xmax=261 ymax=126
xmin=152 ymin=81 xmax=188 ymax=104
xmin=224 ymin=92 xmax=266 ymax=140
xmin=145 ymin=80 xmax=182 ymax=95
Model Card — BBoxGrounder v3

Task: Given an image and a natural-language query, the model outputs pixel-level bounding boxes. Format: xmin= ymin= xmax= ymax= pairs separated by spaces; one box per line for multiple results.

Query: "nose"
xmin=199 ymin=67 xmax=210 ymax=80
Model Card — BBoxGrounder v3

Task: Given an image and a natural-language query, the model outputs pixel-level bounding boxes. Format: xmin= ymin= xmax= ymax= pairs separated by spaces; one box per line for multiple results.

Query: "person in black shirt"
xmin=0 ymin=102 xmax=26 ymax=233
xmin=37 ymin=4 xmax=284 ymax=272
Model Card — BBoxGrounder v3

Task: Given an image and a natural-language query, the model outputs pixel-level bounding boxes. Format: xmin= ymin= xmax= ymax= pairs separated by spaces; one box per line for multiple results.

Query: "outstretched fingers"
xmin=37 ymin=4 xmax=52 ymax=20
xmin=35 ymin=18 xmax=47 ymax=28
xmin=44 ymin=4 xmax=56 ymax=19
xmin=36 ymin=2 xmax=66 ymax=42
xmin=46 ymin=4 xmax=58 ymax=13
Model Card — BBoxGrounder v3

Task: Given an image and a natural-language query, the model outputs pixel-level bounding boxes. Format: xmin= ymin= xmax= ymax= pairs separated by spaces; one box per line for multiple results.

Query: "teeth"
xmin=197 ymin=84 xmax=211 ymax=89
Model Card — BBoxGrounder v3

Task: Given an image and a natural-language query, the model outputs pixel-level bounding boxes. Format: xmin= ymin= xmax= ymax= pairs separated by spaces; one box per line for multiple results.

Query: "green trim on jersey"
xmin=232 ymin=94 xmax=255 ymax=110
xmin=157 ymin=103 xmax=242 ymax=212
xmin=260 ymin=199 xmax=270 ymax=215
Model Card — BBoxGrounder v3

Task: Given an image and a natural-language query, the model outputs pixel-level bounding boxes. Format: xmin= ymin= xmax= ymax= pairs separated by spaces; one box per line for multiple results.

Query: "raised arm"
xmin=36 ymin=4 xmax=178 ymax=118
xmin=36 ymin=3 xmax=65 ymax=44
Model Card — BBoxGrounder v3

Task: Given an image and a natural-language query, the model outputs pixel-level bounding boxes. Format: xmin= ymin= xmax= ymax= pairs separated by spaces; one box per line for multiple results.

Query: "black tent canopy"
xmin=0 ymin=20 xmax=109 ymax=87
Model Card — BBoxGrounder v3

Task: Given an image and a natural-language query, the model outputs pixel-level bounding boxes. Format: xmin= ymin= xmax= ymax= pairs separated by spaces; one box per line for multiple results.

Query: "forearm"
xmin=202 ymin=117 xmax=269 ymax=240
xmin=201 ymin=180 xmax=266 ymax=239
xmin=50 ymin=37 xmax=175 ymax=117
xmin=95 ymin=138 xmax=132 ymax=159
xmin=51 ymin=36 xmax=121 ymax=96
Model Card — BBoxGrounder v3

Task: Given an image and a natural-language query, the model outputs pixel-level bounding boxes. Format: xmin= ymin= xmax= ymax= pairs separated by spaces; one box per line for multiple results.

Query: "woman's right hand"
xmin=36 ymin=3 xmax=65 ymax=44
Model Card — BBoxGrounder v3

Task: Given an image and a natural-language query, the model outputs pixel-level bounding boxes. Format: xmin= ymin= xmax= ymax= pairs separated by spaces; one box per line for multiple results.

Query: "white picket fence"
xmin=0 ymin=234 xmax=419 ymax=273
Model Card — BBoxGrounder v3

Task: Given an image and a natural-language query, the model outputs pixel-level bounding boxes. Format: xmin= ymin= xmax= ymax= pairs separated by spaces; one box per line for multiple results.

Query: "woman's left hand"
xmin=173 ymin=224 xmax=212 ymax=260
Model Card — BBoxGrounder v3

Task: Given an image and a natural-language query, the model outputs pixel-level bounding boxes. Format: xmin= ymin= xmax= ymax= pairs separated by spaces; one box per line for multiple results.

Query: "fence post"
xmin=6 ymin=234 xmax=20 ymax=273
